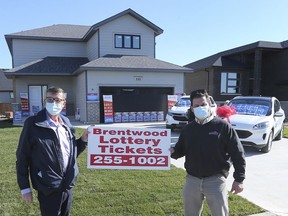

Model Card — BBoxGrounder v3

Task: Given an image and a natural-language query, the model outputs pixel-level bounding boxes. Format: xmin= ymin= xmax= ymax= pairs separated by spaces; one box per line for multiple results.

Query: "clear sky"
xmin=1 ymin=0 xmax=288 ymax=69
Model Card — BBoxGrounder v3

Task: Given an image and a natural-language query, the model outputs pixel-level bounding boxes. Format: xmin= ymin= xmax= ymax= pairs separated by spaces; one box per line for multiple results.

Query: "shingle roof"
xmin=281 ymin=40 xmax=288 ymax=48
xmin=185 ymin=40 xmax=284 ymax=71
xmin=5 ymin=9 xmax=163 ymax=50
xmin=4 ymin=57 xmax=89 ymax=77
xmin=75 ymin=55 xmax=192 ymax=74
xmin=5 ymin=24 xmax=90 ymax=40
xmin=4 ymin=55 xmax=190 ymax=77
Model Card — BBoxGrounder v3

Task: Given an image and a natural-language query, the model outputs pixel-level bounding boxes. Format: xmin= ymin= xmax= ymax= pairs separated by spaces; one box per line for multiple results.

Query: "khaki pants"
xmin=183 ymin=174 xmax=229 ymax=216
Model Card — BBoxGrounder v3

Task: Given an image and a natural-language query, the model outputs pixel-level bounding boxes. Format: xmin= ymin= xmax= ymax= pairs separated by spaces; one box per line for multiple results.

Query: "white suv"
xmin=228 ymin=96 xmax=286 ymax=153
xmin=165 ymin=95 xmax=217 ymax=130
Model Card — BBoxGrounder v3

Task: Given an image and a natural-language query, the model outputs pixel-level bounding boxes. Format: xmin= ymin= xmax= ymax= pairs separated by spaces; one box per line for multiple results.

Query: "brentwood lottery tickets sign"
xmin=87 ymin=126 xmax=171 ymax=170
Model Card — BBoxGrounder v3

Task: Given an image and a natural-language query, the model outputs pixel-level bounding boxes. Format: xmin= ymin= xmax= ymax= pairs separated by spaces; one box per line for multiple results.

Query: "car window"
xmin=229 ymin=99 xmax=272 ymax=116
xmin=175 ymin=98 xmax=191 ymax=107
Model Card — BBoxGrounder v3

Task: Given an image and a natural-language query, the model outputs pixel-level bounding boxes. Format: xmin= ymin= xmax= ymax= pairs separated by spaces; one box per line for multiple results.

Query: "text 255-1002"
xmin=90 ymin=154 xmax=168 ymax=167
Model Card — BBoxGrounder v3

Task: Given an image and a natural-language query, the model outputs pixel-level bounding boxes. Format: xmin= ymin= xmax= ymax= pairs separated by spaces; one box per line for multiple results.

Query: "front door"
xmin=28 ymin=85 xmax=47 ymax=115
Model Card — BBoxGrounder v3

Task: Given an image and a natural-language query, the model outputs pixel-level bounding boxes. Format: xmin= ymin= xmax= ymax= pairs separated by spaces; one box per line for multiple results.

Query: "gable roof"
xmin=74 ymin=55 xmax=192 ymax=74
xmin=84 ymin=8 xmax=163 ymax=40
xmin=4 ymin=57 xmax=89 ymax=78
xmin=5 ymin=8 xmax=163 ymax=52
xmin=185 ymin=40 xmax=286 ymax=71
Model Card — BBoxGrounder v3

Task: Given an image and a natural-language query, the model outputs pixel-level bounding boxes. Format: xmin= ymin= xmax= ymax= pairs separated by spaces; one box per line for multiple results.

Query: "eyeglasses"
xmin=46 ymin=97 xmax=65 ymax=103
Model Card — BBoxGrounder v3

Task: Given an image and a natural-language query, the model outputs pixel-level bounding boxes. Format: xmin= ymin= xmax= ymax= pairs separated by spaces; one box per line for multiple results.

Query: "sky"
xmin=1 ymin=0 xmax=288 ymax=69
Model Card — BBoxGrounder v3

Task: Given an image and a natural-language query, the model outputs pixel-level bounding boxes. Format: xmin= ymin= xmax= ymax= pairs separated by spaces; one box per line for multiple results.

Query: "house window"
xmin=115 ymin=34 xmax=141 ymax=49
xmin=221 ymin=72 xmax=240 ymax=94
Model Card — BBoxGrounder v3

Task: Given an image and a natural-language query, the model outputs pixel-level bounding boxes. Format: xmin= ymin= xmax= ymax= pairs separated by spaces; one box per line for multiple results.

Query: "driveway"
xmin=74 ymin=121 xmax=288 ymax=216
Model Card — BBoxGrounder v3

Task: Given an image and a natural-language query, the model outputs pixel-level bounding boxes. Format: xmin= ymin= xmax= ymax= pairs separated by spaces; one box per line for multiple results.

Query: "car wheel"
xmin=261 ymin=131 xmax=273 ymax=153
xmin=274 ymin=124 xmax=283 ymax=140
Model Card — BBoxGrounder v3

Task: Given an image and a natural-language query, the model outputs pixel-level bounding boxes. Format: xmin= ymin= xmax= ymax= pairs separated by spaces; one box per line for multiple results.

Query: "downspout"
xmin=205 ymin=68 xmax=210 ymax=93
xmin=85 ymin=71 xmax=88 ymax=123
xmin=154 ymin=33 xmax=156 ymax=58
xmin=12 ymin=76 xmax=16 ymax=103
xmin=98 ymin=30 xmax=100 ymax=58
xmin=253 ymin=49 xmax=262 ymax=96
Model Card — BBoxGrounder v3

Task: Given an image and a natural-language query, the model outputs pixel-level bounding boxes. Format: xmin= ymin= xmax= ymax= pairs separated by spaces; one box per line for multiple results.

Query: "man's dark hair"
xmin=190 ymin=89 xmax=209 ymax=104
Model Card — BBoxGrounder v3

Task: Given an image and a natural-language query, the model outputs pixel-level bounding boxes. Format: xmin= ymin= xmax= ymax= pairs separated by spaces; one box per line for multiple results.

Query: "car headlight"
xmin=252 ymin=121 xmax=270 ymax=129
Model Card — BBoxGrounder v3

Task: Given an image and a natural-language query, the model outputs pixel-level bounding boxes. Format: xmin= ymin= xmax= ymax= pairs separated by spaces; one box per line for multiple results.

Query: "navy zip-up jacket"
xmin=16 ymin=109 xmax=87 ymax=195
xmin=171 ymin=117 xmax=246 ymax=183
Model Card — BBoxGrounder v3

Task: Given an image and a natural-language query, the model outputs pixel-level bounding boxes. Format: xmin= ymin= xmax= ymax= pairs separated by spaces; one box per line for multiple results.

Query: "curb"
xmin=249 ymin=213 xmax=278 ymax=216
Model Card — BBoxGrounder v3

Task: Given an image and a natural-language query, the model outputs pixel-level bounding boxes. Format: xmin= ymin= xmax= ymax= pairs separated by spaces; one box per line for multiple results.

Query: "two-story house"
xmin=184 ymin=41 xmax=288 ymax=103
xmin=4 ymin=8 xmax=192 ymax=123
xmin=183 ymin=40 xmax=288 ymax=117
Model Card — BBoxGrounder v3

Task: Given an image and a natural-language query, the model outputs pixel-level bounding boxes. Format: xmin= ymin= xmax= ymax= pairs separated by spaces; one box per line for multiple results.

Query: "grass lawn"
xmin=284 ymin=125 xmax=288 ymax=138
xmin=0 ymin=119 xmax=268 ymax=215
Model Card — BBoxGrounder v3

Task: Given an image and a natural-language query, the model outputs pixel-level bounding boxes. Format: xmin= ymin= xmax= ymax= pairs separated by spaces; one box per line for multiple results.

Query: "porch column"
xmin=253 ymin=49 xmax=262 ymax=95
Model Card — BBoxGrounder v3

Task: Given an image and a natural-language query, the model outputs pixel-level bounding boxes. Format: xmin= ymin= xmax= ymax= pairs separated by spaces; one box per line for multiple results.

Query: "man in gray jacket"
xmin=16 ymin=86 xmax=88 ymax=216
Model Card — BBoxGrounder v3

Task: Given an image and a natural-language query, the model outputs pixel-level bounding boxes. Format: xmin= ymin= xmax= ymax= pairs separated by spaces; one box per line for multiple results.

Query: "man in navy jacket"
xmin=16 ymin=86 xmax=88 ymax=216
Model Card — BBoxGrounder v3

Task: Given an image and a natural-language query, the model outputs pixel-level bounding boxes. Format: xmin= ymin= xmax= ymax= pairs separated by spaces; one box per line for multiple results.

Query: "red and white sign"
xmin=87 ymin=126 xmax=171 ymax=170
xmin=20 ymin=93 xmax=29 ymax=116
xmin=167 ymin=95 xmax=178 ymax=110
xmin=103 ymin=95 xmax=114 ymax=123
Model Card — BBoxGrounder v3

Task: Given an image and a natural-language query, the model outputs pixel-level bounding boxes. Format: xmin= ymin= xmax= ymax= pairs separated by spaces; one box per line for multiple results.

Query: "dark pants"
xmin=37 ymin=189 xmax=73 ymax=216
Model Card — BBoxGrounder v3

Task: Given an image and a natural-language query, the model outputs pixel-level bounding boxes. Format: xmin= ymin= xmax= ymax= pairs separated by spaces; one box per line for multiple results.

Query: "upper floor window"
xmin=115 ymin=34 xmax=141 ymax=49
xmin=221 ymin=72 xmax=241 ymax=94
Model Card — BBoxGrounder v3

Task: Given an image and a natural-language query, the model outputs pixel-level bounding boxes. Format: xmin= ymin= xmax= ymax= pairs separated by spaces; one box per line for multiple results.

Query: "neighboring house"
xmin=0 ymin=69 xmax=13 ymax=102
xmin=0 ymin=69 xmax=13 ymax=116
xmin=184 ymin=41 xmax=288 ymax=104
xmin=4 ymin=8 xmax=192 ymax=123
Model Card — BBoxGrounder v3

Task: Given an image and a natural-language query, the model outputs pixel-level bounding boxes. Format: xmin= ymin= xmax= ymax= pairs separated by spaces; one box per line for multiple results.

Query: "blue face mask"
xmin=193 ymin=105 xmax=210 ymax=120
xmin=46 ymin=102 xmax=63 ymax=116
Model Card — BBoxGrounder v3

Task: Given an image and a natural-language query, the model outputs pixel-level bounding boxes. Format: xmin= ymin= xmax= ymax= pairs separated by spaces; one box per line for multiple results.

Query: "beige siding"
xmin=75 ymin=72 xmax=87 ymax=121
xmin=87 ymin=70 xmax=183 ymax=95
xmin=86 ymin=32 xmax=99 ymax=61
xmin=99 ymin=14 xmax=155 ymax=57
xmin=0 ymin=93 xmax=13 ymax=103
xmin=12 ymin=39 xmax=87 ymax=67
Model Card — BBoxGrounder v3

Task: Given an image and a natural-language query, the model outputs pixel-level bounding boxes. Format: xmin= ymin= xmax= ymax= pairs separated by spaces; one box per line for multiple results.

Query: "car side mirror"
xmin=274 ymin=111 xmax=284 ymax=117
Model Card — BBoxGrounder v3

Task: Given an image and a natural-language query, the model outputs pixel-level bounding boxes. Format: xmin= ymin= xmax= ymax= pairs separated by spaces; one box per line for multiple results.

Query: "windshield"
xmin=175 ymin=98 xmax=191 ymax=107
xmin=229 ymin=99 xmax=272 ymax=116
